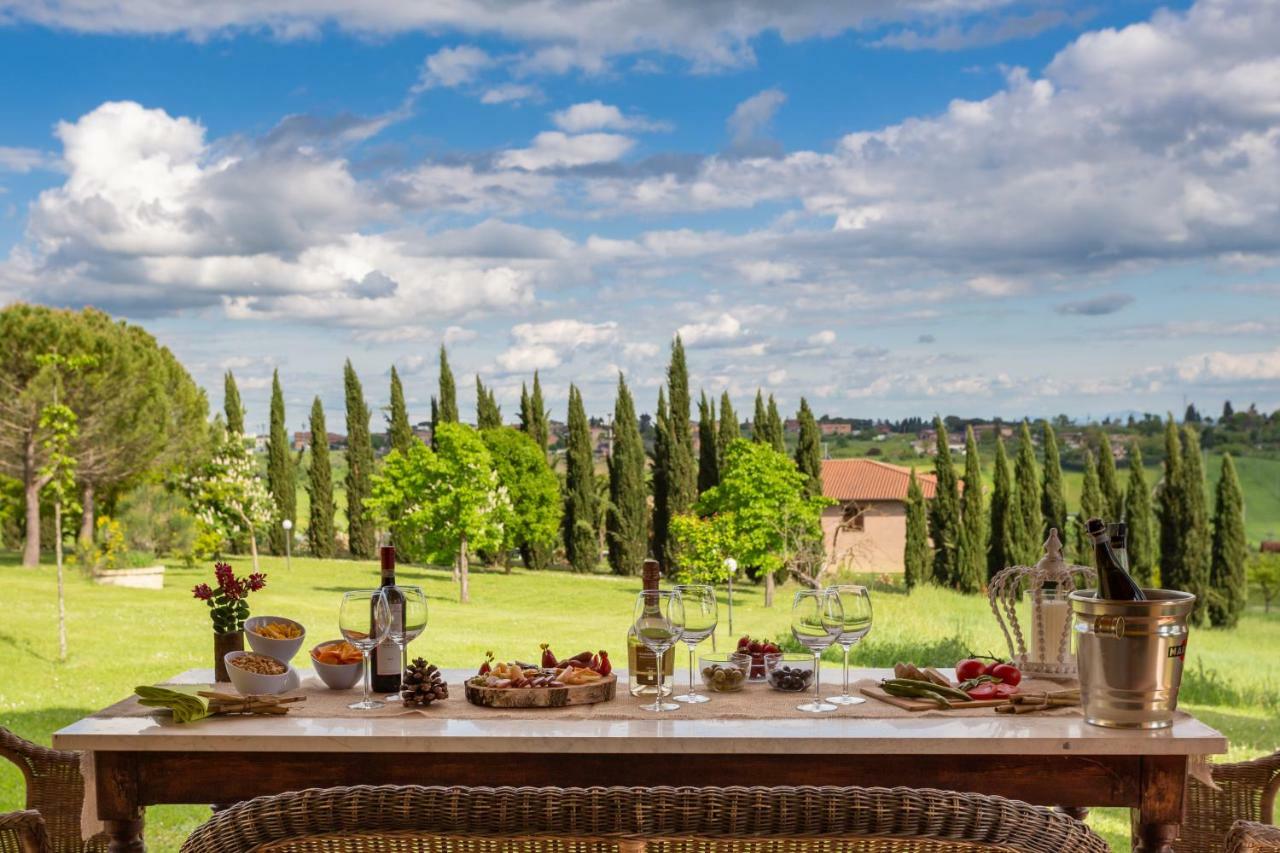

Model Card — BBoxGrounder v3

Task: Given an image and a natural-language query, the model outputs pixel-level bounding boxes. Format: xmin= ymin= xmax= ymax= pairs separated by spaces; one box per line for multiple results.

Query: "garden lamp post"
xmin=282 ymin=519 xmax=293 ymax=571
xmin=724 ymin=557 xmax=738 ymax=636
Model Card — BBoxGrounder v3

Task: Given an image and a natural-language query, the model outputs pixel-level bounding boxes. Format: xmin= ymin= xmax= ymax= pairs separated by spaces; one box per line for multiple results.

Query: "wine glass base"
xmin=797 ymin=700 xmax=838 ymax=713
xmin=641 ymin=700 xmax=681 ymax=712
xmin=826 ymin=695 xmax=866 ymax=705
xmin=348 ymin=699 xmax=386 ymax=710
xmin=384 ymin=694 xmax=402 ymax=703
xmin=674 ymin=693 xmax=709 ymax=704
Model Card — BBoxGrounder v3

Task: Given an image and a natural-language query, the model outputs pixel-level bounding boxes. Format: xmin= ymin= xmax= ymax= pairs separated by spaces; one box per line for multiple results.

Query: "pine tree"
xmin=988 ymin=436 xmax=1017 ymax=579
xmin=1013 ymin=420 xmax=1041 ymax=565
xmin=563 ymin=385 xmax=597 ymax=572
xmin=665 ymin=336 xmax=697 ymax=516
xmin=475 ymin=376 xmax=501 ymax=429
xmin=1208 ymin=454 xmax=1247 ymax=627
xmin=1097 ymin=432 xmax=1123 ymax=520
xmin=696 ymin=392 xmax=719 ymax=494
xmin=223 ymin=371 xmax=245 ymax=434
xmin=1157 ymin=415 xmax=1187 ymax=594
xmin=1180 ymin=425 xmax=1211 ymax=624
xmin=1124 ymin=441 xmax=1157 ymax=586
xmin=904 ymin=468 xmax=930 ymax=590
xmin=307 ymin=396 xmax=335 ymax=558
xmin=1076 ymin=449 xmax=1103 ymax=562
xmin=752 ymin=390 xmax=768 ymax=443
xmin=387 ymin=366 xmax=413 ymax=454
xmin=795 ymin=397 xmax=822 ymax=499
xmin=265 ymin=369 xmax=295 ymax=555
xmin=344 ymin=360 xmax=376 ymax=558
xmin=958 ymin=425 xmax=984 ymax=592
xmin=607 ymin=374 xmax=648 ymax=575
xmin=652 ymin=388 xmax=672 ymax=568
xmin=436 ymin=346 xmax=458 ymax=424
xmin=928 ymin=415 xmax=962 ymax=586
xmin=766 ymin=394 xmax=785 ymax=452
xmin=1040 ymin=422 xmax=1067 ymax=541
xmin=717 ymin=391 xmax=738 ymax=454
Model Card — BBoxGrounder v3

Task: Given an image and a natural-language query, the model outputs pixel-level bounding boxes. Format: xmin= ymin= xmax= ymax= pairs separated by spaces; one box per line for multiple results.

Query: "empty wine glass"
xmin=632 ymin=589 xmax=680 ymax=712
xmin=825 ymin=585 xmax=872 ymax=705
xmin=791 ymin=588 xmax=843 ymax=713
xmin=383 ymin=585 xmax=428 ymax=702
xmin=339 ymin=589 xmax=391 ymax=710
xmin=672 ymin=584 xmax=718 ymax=704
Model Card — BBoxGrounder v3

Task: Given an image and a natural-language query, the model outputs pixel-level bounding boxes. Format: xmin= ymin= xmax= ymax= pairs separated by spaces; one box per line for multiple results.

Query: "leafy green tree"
xmin=1249 ymin=552 xmax=1280 ymax=613
xmin=1180 ymin=425 xmax=1212 ymax=624
xmin=307 ymin=397 xmax=335 ymax=558
xmin=607 ymin=374 xmax=648 ymax=575
xmin=904 ymin=468 xmax=929 ymax=590
xmin=1075 ymin=449 xmax=1103 ymax=562
xmin=1013 ymin=420 xmax=1041 ymax=565
xmin=668 ymin=512 xmax=736 ymax=584
xmin=482 ymin=427 xmax=561 ymax=571
xmin=1124 ymin=442 xmax=1157 ymax=586
xmin=223 ymin=371 xmax=245 ymax=435
xmin=665 ymin=336 xmax=697 ymax=516
xmin=475 ymin=376 xmax=502 ymax=429
xmin=928 ymin=415 xmax=962 ymax=586
xmin=766 ymin=394 xmax=785 ymax=453
xmin=183 ymin=422 xmax=272 ymax=572
xmin=387 ymin=366 xmax=414 ymax=454
xmin=795 ymin=398 xmax=822 ymax=499
xmin=1208 ymin=454 xmax=1246 ymax=627
xmin=988 ymin=436 xmax=1017 ymax=579
xmin=343 ymin=360 xmax=376 ymax=558
xmin=436 ymin=346 xmax=458 ymax=426
xmin=652 ymin=389 xmax=672 ymax=569
xmin=957 ymin=426 xmax=984 ymax=593
xmin=717 ymin=391 xmax=738 ymax=455
xmin=1097 ymin=433 xmax=1122 ymax=520
xmin=563 ymin=385 xmax=598 ymax=572
xmin=265 ymin=370 xmax=295 ymax=555
xmin=1040 ymin=423 xmax=1067 ymax=541
xmin=696 ymin=392 xmax=719 ymax=494
xmin=368 ymin=423 xmax=509 ymax=603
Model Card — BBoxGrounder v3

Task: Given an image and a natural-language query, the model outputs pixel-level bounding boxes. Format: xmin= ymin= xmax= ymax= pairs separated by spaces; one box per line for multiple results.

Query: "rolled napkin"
xmin=134 ymin=685 xmax=212 ymax=723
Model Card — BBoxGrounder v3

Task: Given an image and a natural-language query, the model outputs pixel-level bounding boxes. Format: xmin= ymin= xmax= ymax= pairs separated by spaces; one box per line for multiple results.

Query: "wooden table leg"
xmin=95 ymin=753 xmax=145 ymax=853
xmin=104 ymin=819 xmax=145 ymax=853
xmin=1135 ymin=756 xmax=1187 ymax=853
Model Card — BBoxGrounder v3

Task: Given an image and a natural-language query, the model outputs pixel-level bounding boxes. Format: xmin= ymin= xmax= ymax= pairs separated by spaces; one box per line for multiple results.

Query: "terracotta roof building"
xmin=819 ymin=459 xmax=949 ymax=575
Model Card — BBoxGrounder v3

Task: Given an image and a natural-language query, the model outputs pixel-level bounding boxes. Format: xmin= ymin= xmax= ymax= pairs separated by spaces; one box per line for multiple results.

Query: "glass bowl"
xmin=699 ymin=652 xmax=751 ymax=693
xmin=765 ymin=652 xmax=815 ymax=692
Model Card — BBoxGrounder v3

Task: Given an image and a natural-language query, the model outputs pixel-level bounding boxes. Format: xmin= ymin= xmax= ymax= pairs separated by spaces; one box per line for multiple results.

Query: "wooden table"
xmin=54 ymin=668 xmax=1227 ymax=853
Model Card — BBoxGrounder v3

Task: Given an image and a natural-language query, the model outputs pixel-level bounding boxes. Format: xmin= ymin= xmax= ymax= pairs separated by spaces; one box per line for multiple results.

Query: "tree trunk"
xmin=765 ymin=570 xmax=775 ymax=608
xmin=55 ymin=500 xmax=67 ymax=661
xmin=459 ymin=534 xmax=470 ymax=604
xmin=22 ymin=432 xmax=42 ymax=567
xmin=78 ymin=481 xmax=95 ymax=545
xmin=248 ymin=532 xmax=260 ymax=573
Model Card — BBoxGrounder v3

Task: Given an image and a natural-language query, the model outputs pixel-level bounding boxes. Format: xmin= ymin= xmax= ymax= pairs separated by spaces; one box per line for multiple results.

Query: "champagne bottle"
xmin=1087 ymin=517 xmax=1145 ymax=601
xmin=626 ymin=559 xmax=674 ymax=697
xmin=371 ymin=543 xmax=403 ymax=693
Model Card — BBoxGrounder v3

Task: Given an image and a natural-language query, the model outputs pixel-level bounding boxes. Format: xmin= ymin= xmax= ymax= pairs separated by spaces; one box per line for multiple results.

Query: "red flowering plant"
xmin=193 ymin=562 xmax=267 ymax=634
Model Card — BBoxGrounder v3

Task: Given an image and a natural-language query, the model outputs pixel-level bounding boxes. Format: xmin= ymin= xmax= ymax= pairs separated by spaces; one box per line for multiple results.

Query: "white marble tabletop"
xmin=53 ymin=667 xmax=1227 ymax=757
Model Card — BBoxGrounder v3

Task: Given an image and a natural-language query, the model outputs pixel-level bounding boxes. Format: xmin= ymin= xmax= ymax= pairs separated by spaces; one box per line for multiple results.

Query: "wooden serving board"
xmin=859 ymin=684 xmax=1009 ymax=712
xmin=464 ymin=674 xmax=617 ymax=709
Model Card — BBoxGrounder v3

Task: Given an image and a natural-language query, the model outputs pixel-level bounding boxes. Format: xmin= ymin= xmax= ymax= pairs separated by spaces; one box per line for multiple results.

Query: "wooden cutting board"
xmin=464 ymin=674 xmax=617 ymax=709
xmin=859 ymin=684 xmax=1009 ymax=711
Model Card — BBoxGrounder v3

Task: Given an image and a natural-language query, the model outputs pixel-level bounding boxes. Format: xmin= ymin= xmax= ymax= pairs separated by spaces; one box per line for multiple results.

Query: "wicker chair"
xmin=179 ymin=785 xmax=1112 ymax=853
xmin=1226 ymin=821 xmax=1280 ymax=853
xmin=0 ymin=728 xmax=108 ymax=853
xmin=1176 ymin=751 xmax=1280 ymax=853
xmin=0 ymin=810 xmax=50 ymax=853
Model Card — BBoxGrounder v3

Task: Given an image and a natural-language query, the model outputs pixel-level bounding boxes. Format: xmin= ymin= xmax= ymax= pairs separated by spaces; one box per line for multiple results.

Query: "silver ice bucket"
xmin=1069 ymin=589 xmax=1195 ymax=729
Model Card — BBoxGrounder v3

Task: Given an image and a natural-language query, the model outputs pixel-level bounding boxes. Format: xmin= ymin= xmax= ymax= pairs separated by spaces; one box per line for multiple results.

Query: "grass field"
xmin=1 ymin=552 xmax=1277 ymax=851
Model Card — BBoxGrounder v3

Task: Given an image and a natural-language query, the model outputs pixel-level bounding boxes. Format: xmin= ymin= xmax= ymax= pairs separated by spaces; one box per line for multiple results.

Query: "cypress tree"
xmin=563 ymin=385 xmax=597 ymax=572
xmin=1076 ymin=449 xmax=1103 ymax=562
xmin=529 ymin=372 xmax=549 ymax=458
xmin=958 ymin=425 xmax=985 ymax=592
xmin=387 ymin=366 xmax=413 ymax=454
xmin=1040 ymin=423 xmax=1067 ymax=541
xmin=516 ymin=376 xmax=554 ymax=570
xmin=223 ymin=371 xmax=245 ymax=434
xmin=665 ymin=335 xmax=697 ymax=515
xmin=988 ymin=436 xmax=1017 ymax=579
xmin=904 ymin=468 xmax=930 ymax=590
xmin=519 ymin=383 xmax=532 ymax=435
xmin=607 ymin=374 xmax=648 ymax=575
xmin=1157 ymin=415 xmax=1187 ymax=594
xmin=795 ymin=397 xmax=822 ymax=499
xmin=652 ymin=388 xmax=672 ymax=568
xmin=1180 ymin=425 xmax=1211 ymax=624
xmin=928 ymin=415 xmax=962 ymax=586
xmin=307 ymin=396 xmax=335 ymax=558
xmin=1124 ymin=441 xmax=1157 ymax=587
xmin=1013 ymin=420 xmax=1041 ymax=564
xmin=752 ymin=390 xmax=768 ymax=443
xmin=266 ymin=370 xmax=295 ymax=555
xmin=766 ymin=394 xmax=785 ymax=452
xmin=476 ymin=376 xmax=501 ymax=429
xmin=1208 ymin=454 xmax=1247 ymax=627
xmin=1097 ymin=433 xmax=1123 ymax=520
xmin=696 ymin=392 xmax=719 ymax=494
xmin=717 ymin=391 xmax=738 ymax=454
xmin=437 ymin=346 xmax=458 ymax=424
xmin=344 ymin=360 xmax=376 ymax=558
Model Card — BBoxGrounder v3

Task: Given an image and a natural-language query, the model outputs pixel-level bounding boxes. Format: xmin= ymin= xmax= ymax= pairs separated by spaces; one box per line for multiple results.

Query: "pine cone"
xmin=400 ymin=657 xmax=448 ymax=706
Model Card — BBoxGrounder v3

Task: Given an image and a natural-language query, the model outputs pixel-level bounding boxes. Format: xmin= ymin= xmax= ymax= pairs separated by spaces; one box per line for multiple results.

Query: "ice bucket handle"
xmin=1091 ymin=614 xmax=1126 ymax=638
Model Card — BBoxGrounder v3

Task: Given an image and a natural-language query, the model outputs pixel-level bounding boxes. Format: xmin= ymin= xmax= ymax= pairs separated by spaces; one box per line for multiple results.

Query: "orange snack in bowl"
xmin=312 ymin=641 xmax=362 ymax=665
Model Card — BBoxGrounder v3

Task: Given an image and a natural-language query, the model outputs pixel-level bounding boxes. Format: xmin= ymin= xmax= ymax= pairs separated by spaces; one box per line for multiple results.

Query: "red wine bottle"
xmin=1087 ymin=517 xmax=1145 ymax=601
xmin=371 ymin=544 xmax=403 ymax=693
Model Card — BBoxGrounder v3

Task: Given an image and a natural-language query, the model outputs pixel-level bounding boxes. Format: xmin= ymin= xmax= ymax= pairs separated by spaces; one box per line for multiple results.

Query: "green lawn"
xmin=1 ymin=552 xmax=1276 ymax=851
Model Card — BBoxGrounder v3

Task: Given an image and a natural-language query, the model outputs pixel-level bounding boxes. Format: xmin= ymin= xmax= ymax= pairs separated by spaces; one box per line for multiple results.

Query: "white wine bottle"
xmin=626 ymin=559 xmax=674 ymax=697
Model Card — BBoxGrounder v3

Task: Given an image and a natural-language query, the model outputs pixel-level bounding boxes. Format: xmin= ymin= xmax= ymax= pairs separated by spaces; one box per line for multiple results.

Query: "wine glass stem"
xmin=842 ymin=644 xmax=851 ymax=697
xmin=656 ymin=654 xmax=664 ymax=703
xmin=361 ymin=649 xmax=372 ymax=706
xmin=814 ymin=652 xmax=822 ymax=704
xmin=687 ymin=644 xmax=696 ymax=695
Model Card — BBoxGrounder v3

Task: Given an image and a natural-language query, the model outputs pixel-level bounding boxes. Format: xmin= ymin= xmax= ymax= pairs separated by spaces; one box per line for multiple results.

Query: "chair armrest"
xmin=1227 ymin=821 xmax=1280 ymax=853
xmin=0 ymin=809 xmax=51 ymax=853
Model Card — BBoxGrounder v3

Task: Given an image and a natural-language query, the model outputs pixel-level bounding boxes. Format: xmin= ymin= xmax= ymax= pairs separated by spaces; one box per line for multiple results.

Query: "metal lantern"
xmin=988 ymin=529 xmax=1096 ymax=678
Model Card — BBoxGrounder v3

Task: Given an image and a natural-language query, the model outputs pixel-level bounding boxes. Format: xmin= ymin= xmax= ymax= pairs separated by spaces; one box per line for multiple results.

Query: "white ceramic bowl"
xmin=310 ymin=640 xmax=365 ymax=690
xmin=224 ymin=650 xmax=292 ymax=695
xmin=244 ymin=616 xmax=306 ymax=663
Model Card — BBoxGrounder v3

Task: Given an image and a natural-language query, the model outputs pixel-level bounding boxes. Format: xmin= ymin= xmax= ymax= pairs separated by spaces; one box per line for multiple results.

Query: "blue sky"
xmin=2 ymin=0 xmax=1278 ymax=432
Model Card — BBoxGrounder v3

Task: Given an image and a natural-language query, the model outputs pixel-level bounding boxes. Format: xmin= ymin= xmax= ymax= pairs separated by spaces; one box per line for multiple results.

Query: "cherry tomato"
xmin=955 ymin=659 xmax=987 ymax=681
xmin=990 ymin=663 xmax=1022 ymax=686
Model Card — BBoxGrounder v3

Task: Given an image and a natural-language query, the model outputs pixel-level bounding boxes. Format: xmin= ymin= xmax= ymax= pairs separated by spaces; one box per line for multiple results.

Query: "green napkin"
xmin=135 ymin=685 xmax=212 ymax=723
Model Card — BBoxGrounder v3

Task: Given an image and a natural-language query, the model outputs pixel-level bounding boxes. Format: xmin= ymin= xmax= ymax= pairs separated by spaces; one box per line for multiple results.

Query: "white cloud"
xmin=497 ymin=131 xmax=635 ymax=170
xmin=808 ymin=330 xmax=836 ymax=346
xmin=678 ymin=313 xmax=743 ymax=347
xmin=496 ymin=343 xmax=562 ymax=372
xmin=512 ymin=319 xmax=618 ymax=347
xmin=966 ymin=275 xmax=1027 ymax=296
xmin=0 ymin=147 xmax=52 ymax=173
xmin=727 ymin=88 xmax=786 ymax=147
xmin=444 ymin=325 xmax=478 ymax=344
xmin=622 ymin=342 xmax=660 ymax=359
xmin=551 ymin=101 xmax=668 ymax=132
xmin=415 ymin=45 xmax=491 ymax=91
xmin=480 ymin=83 xmax=541 ymax=104
xmin=1175 ymin=347 xmax=1280 ymax=382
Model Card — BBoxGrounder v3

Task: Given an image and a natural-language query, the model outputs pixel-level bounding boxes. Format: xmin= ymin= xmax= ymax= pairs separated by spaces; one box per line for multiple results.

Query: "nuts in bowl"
xmin=765 ymin=653 xmax=815 ymax=692
xmin=223 ymin=650 xmax=292 ymax=696
xmin=699 ymin=652 xmax=750 ymax=693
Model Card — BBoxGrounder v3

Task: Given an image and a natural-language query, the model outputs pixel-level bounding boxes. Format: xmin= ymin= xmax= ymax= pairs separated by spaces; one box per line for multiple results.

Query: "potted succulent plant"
xmin=193 ymin=562 xmax=267 ymax=681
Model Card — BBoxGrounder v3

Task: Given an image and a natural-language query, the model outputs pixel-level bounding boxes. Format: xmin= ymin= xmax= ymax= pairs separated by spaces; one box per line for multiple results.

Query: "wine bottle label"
xmin=375 ymin=640 xmax=400 ymax=676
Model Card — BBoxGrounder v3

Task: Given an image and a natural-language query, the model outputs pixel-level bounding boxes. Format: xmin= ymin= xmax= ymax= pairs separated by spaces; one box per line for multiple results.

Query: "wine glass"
xmin=339 ymin=589 xmax=392 ymax=710
xmin=383 ymin=585 xmax=428 ymax=702
xmin=825 ymin=585 xmax=872 ymax=705
xmin=791 ymin=588 xmax=844 ymax=713
xmin=632 ymin=589 xmax=680 ymax=712
xmin=672 ymin=584 xmax=718 ymax=704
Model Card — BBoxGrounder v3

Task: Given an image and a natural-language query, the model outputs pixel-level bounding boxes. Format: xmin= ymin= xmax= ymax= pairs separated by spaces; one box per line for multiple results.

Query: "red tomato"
xmin=990 ymin=663 xmax=1022 ymax=686
xmin=993 ymin=683 xmax=1019 ymax=698
xmin=966 ymin=683 xmax=998 ymax=700
xmin=955 ymin=659 xmax=987 ymax=681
